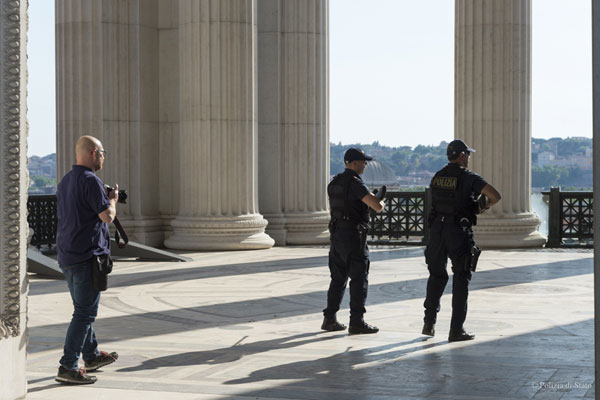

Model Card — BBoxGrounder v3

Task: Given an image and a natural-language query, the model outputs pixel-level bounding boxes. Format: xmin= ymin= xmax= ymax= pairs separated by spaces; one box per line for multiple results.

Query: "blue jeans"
xmin=59 ymin=260 xmax=101 ymax=370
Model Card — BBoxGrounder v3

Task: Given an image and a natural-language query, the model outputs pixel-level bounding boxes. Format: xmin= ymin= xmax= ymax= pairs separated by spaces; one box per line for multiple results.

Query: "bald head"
xmin=76 ymin=135 xmax=105 ymax=171
xmin=76 ymin=136 xmax=101 ymax=158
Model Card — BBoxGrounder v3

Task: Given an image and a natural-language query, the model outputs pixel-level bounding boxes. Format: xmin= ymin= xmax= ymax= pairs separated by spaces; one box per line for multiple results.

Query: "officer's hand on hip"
xmin=480 ymin=183 xmax=502 ymax=208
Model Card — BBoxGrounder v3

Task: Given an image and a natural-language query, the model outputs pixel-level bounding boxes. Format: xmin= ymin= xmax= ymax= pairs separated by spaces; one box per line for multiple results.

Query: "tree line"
xmin=331 ymin=137 xmax=592 ymax=190
xmin=26 ymin=137 xmax=594 ymax=194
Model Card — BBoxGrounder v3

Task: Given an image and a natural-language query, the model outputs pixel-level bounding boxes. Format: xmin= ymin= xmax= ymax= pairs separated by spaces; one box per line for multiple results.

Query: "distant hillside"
xmin=27 ymin=137 xmax=594 ymax=194
xmin=331 ymin=137 xmax=593 ymax=190
xmin=28 ymin=153 xmax=56 ymax=194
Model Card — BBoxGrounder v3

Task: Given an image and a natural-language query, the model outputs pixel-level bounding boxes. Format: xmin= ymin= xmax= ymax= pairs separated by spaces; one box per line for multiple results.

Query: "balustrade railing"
xmin=27 ymin=194 xmax=58 ymax=248
xmin=543 ymin=187 xmax=593 ymax=247
xmin=27 ymin=188 xmax=593 ymax=249
xmin=368 ymin=189 xmax=431 ymax=245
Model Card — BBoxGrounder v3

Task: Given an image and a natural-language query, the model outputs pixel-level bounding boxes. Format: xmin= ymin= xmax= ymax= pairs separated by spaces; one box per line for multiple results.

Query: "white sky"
xmin=26 ymin=0 xmax=592 ymax=156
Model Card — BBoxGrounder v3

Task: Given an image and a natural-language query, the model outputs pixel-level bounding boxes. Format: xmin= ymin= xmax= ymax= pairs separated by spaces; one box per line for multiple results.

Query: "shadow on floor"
xmin=28 ymin=256 xmax=592 ymax=351
xmin=220 ymin=319 xmax=594 ymax=400
xmin=28 ymin=247 xmax=426 ymax=295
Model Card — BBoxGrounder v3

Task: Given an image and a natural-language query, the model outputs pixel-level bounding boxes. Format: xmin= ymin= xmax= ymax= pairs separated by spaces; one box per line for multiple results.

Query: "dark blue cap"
xmin=447 ymin=139 xmax=476 ymax=159
xmin=344 ymin=147 xmax=373 ymax=162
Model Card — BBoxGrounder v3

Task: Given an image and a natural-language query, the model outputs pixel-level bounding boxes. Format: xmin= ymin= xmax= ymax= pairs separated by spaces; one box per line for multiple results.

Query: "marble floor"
xmin=25 ymin=246 xmax=595 ymax=399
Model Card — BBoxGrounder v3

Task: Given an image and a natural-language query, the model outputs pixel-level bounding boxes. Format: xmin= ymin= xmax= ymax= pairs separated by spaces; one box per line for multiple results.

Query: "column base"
xmin=164 ymin=215 xmax=275 ymax=250
xmin=284 ymin=212 xmax=330 ymax=245
xmin=473 ymin=212 xmax=547 ymax=248
xmin=263 ymin=214 xmax=287 ymax=246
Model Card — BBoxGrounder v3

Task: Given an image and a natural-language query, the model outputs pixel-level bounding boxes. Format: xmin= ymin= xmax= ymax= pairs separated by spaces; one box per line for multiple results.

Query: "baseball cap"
xmin=344 ymin=147 xmax=373 ymax=162
xmin=447 ymin=139 xmax=476 ymax=159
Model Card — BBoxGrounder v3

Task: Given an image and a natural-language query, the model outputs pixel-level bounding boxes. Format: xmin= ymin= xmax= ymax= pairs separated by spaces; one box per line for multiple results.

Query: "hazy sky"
xmin=26 ymin=0 xmax=592 ymax=156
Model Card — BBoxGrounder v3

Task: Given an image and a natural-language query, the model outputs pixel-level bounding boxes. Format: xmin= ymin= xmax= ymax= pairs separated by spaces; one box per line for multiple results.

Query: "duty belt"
xmin=333 ymin=219 xmax=363 ymax=229
xmin=435 ymin=215 xmax=457 ymax=223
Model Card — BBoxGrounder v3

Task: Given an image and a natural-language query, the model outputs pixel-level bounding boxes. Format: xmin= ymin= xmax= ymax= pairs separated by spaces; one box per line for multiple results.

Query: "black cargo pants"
xmin=424 ymin=219 xmax=472 ymax=330
xmin=323 ymin=226 xmax=369 ymax=325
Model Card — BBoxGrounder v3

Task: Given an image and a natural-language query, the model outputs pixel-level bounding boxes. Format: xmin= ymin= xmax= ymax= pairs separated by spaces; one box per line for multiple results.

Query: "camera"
xmin=104 ymin=185 xmax=128 ymax=204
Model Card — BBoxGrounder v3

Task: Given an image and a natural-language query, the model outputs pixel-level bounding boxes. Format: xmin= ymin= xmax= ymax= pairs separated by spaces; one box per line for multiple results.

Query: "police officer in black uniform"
xmin=321 ymin=147 xmax=386 ymax=334
xmin=422 ymin=139 xmax=501 ymax=342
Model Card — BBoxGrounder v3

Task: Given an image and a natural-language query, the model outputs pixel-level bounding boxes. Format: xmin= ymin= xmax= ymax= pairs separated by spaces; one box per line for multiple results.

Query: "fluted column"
xmin=56 ymin=0 xmax=164 ymax=246
xmin=165 ymin=0 xmax=274 ymax=250
xmin=455 ymin=0 xmax=545 ymax=248
xmin=257 ymin=0 xmax=329 ymax=245
xmin=592 ymin=2 xmax=600 ymax=396
xmin=0 ymin=0 xmax=28 ymax=398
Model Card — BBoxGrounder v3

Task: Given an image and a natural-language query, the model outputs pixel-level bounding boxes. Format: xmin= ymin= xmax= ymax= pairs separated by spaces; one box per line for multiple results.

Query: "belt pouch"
xmin=92 ymin=254 xmax=113 ymax=292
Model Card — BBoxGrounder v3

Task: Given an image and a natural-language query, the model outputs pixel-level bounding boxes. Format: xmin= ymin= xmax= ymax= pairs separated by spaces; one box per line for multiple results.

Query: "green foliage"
xmin=531 ymin=165 xmax=589 ymax=189
xmin=330 ymin=137 xmax=592 ymax=190
xmin=532 ymin=137 xmax=591 ymax=156
xmin=31 ymin=175 xmax=56 ymax=187
xmin=329 ymin=142 xmax=448 ymax=177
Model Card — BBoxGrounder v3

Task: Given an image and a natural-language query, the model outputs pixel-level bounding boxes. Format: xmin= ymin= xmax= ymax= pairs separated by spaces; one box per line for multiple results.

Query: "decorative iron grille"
xmin=27 ymin=194 xmax=58 ymax=248
xmin=368 ymin=190 xmax=430 ymax=245
xmin=544 ymin=187 xmax=593 ymax=247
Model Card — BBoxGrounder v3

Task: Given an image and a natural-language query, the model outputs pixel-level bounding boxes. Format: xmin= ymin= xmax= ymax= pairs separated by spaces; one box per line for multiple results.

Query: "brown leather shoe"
xmin=448 ymin=328 xmax=475 ymax=342
xmin=321 ymin=317 xmax=346 ymax=331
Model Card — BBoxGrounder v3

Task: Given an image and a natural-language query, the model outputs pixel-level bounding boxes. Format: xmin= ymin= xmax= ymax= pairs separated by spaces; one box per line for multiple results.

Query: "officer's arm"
xmin=362 ymin=193 xmax=385 ymax=212
xmin=480 ymin=184 xmax=501 ymax=209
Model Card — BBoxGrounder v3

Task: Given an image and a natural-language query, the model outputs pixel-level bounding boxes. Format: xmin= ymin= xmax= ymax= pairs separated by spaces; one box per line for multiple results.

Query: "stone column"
xmin=157 ymin=0 xmax=181 ymax=236
xmin=257 ymin=0 xmax=329 ymax=245
xmin=455 ymin=0 xmax=545 ymax=248
xmin=164 ymin=0 xmax=274 ymax=250
xmin=0 ymin=1 xmax=28 ymax=398
xmin=56 ymin=0 xmax=164 ymax=246
xmin=591 ymin=1 xmax=600 ymax=396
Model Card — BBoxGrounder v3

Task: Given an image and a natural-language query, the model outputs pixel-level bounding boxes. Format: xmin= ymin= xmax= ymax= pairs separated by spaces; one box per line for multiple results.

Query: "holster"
xmin=457 ymin=241 xmax=480 ymax=273
xmin=357 ymin=223 xmax=369 ymax=250
xmin=92 ymin=254 xmax=113 ymax=292
xmin=468 ymin=244 xmax=481 ymax=272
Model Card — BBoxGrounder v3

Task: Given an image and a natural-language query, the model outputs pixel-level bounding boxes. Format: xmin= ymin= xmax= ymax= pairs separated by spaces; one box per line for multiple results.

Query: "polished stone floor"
xmin=26 ymin=246 xmax=595 ymax=399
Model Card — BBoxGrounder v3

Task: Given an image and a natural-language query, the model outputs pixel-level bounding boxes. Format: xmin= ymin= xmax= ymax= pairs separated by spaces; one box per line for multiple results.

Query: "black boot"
xmin=448 ymin=328 xmax=475 ymax=342
xmin=321 ymin=316 xmax=346 ymax=331
xmin=348 ymin=321 xmax=379 ymax=335
xmin=422 ymin=321 xmax=435 ymax=336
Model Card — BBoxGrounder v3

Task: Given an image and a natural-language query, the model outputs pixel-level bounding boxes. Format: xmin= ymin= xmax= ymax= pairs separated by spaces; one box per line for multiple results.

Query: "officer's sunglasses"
xmin=95 ymin=149 xmax=107 ymax=157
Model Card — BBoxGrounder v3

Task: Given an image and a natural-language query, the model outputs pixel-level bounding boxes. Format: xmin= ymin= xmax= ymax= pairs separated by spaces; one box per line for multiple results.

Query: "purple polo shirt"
xmin=56 ymin=165 xmax=111 ymax=265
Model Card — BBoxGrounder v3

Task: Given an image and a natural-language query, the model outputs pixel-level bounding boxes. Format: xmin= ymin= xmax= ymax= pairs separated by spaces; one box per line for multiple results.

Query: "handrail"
xmin=27 ymin=194 xmax=58 ymax=248
xmin=368 ymin=189 xmax=431 ymax=245
xmin=542 ymin=187 xmax=593 ymax=247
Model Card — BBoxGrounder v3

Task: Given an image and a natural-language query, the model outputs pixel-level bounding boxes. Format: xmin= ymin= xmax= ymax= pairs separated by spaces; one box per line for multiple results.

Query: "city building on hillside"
xmin=537 ymin=151 xmax=556 ymax=166
xmin=536 ymin=149 xmax=592 ymax=169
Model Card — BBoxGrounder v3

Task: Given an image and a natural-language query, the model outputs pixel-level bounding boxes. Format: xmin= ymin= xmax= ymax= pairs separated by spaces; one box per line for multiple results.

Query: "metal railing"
xmin=28 ymin=188 xmax=592 ymax=249
xmin=27 ymin=194 xmax=58 ymax=248
xmin=368 ymin=189 xmax=431 ymax=245
xmin=543 ymin=187 xmax=593 ymax=247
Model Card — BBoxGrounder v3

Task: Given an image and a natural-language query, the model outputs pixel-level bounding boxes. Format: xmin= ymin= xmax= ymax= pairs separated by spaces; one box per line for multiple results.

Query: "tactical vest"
xmin=328 ymin=170 xmax=365 ymax=223
xmin=430 ymin=164 xmax=468 ymax=217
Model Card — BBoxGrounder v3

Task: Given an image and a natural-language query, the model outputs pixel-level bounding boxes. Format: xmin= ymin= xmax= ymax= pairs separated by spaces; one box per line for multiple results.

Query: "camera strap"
xmin=113 ymin=217 xmax=129 ymax=248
